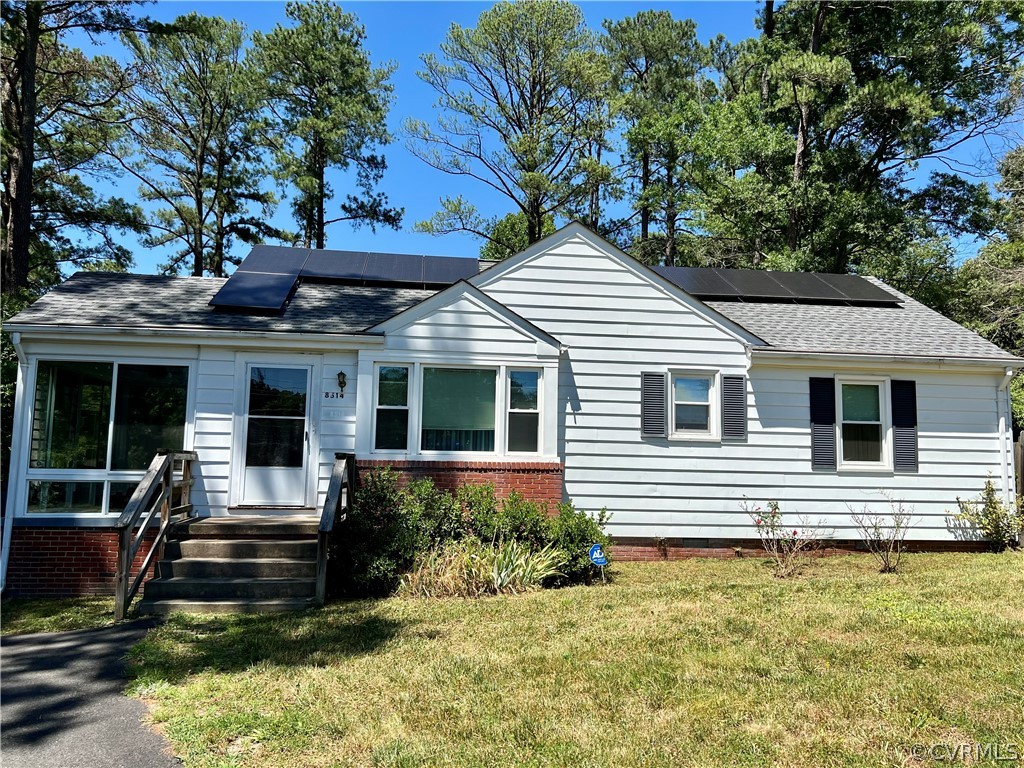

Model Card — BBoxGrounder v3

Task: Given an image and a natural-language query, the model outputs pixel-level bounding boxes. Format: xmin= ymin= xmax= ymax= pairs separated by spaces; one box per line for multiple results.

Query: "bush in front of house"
xmin=333 ymin=468 xmax=611 ymax=597
xmin=546 ymin=501 xmax=611 ymax=586
xmin=955 ymin=478 xmax=1023 ymax=552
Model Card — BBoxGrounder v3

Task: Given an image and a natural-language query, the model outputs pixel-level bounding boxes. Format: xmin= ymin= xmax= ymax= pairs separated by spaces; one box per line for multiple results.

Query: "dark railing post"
xmin=316 ymin=452 xmax=355 ymax=606
xmin=114 ymin=525 xmax=131 ymax=621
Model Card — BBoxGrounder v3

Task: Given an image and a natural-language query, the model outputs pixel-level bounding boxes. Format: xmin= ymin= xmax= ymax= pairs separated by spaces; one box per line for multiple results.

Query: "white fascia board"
xmin=468 ymin=221 xmax=765 ymax=349
xmin=5 ymin=323 xmax=385 ymax=350
xmin=367 ymin=279 xmax=562 ymax=355
xmin=751 ymin=347 xmax=1024 ymax=371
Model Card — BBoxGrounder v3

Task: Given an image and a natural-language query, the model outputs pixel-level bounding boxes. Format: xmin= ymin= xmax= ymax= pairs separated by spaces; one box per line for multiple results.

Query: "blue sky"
xmin=68 ymin=1 xmax=998 ymax=274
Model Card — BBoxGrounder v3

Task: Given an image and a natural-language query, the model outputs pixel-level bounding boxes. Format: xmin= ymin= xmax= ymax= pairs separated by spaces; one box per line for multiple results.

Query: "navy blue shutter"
xmin=809 ymin=377 xmax=836 ymax=469
xmin=641 ymin=372 xmax=668 ymax=437
xmin=721 ymin=375 xmax=747 ymax=441
xmin=891 ymin=380 xmax=919 ymax=472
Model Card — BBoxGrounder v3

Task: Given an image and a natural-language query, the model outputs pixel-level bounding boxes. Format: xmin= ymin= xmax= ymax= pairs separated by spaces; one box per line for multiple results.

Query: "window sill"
xmin=15 ymin=515 xmax=121 ymax=528
xmin=837 ymin=464 xmax=894 ymax=475
xmin=667 ymin=434 xmax=721 ymax=444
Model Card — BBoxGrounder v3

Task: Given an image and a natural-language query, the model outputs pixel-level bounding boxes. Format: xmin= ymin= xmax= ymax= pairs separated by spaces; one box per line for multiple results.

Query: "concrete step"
xmin=137 ymin=597 xmax=319 ymax=615
xmin=156 ymin=557 xmax=316 ymax=579
xmin=165 ymin=538 xmax=317 ymax=560
xmin=144 ymin=577 xmax=317 ymax=600
xmin=173 ymin=516 xmax=319 ymax=537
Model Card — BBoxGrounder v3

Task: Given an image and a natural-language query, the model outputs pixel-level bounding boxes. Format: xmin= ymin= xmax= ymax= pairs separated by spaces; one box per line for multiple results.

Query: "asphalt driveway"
xmin=1 ymin=620 xmax=181 ymax=768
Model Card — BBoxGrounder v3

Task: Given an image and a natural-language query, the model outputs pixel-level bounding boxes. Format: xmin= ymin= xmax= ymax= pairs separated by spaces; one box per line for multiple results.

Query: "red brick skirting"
xmin=3 ymin=527 xmax=157 ymax=598
xmin=357 ymin=459 xmax=564 ymax=506
xmin=610 ymin=537 xmax=990 ymax=561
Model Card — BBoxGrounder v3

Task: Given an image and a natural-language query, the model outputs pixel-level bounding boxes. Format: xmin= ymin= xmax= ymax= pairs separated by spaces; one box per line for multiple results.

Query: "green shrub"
xmin=955 ymin=479 xmax=1023 ymax=552
xmin=403 ymin=478 xmax=469 ymax=548
xmin=546 ymin=501 xmax=611 ymax=586
xmin=464 ymin=486 xmax=549 ymax=549
xmin=401 ymin=539 xmax=565 ymax=598
xmin=331 ymin=467 xmax=418 ymax=596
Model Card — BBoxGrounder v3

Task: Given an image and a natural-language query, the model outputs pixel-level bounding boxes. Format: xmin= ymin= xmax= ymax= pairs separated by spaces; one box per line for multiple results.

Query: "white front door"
xmin=240 ymin=364 xmax=312 ymax=507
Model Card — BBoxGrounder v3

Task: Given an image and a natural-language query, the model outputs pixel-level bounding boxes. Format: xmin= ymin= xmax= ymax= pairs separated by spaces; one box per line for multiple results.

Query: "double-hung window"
xmin=837 ymin=379 xmax=888 ymax=468
xmin=374 ymin=365 xmax=409 ymax=450
xmin=27 ymin=360 xmax=189 ymax=516
xmin=671 ymin=372 xmax=717 ymax=438
xmin=507 ymin=370 xmax=540 ymax=453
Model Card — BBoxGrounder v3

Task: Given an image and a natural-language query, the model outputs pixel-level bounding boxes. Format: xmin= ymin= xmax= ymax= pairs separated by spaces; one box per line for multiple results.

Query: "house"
xmin=2 ymin=224 xmax=1020 ymax=604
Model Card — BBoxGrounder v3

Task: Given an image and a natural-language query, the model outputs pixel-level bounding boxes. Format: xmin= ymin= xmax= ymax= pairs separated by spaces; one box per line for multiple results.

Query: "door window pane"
xmin=27 ymin=480 xmax=105 ymax=514
xmin=249 ymin=367 xmax=307 ymax=417
xmin=422 ymin=368 xmax=496 ymax=452
xmin=246 ymin=418 xmax=305 ymax=467
xmin=31 ymin=361 xmax=113 ymax=469
xmin=111 ymin=365 xmax=188 ymax=470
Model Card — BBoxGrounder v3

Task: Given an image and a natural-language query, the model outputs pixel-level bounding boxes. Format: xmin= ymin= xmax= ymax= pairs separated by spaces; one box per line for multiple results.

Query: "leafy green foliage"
xmin=479 ymin=212 xmax=557 ymax=261
xmin=955 ymin=478 xmax=1023 ymax=552
xmin=120 ymin=13 xmax=281 ymax=277
xmin=463 ymin=485 xmax=550 ymax=549
xmin=407 ymin=0 xmax=609 ymax=247
xmin=546 ymin=501 xmax=611 ymax=585
xmin=252 ymin=0 xmax=400 ymax=248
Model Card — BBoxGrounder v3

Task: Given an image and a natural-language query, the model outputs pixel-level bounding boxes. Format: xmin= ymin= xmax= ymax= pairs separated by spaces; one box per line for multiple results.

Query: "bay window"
xmin=26 ymin=360 xmax=189 ymax=515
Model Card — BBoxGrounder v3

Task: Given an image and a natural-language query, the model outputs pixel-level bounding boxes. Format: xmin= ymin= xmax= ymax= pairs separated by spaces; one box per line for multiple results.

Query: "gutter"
xmin=3 ymin=323 xmax=387 ymax=348
xmin=751 ymin=347 xmax=1024 ymax=369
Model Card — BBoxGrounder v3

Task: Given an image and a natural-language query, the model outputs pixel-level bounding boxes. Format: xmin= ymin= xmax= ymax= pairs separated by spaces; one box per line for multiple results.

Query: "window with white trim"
xmin=671 ymin=372 xmax=717 ymax=438
xmin=837 ymin=379 xmax=889 ymax=468
xmin=421 ymin=367 xmax=497 ymax=452
xmin=507 ymin=369 xmax=540 ymax=452
xmin=27 ymin=360 xmax=189 ymax=515
xmin=374 ymin=365 xmax=409 ymax=450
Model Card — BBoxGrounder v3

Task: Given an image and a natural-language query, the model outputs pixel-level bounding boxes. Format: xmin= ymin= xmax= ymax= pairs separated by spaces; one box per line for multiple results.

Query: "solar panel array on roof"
xmin=653 ymin=265 xmax=899 ymax=305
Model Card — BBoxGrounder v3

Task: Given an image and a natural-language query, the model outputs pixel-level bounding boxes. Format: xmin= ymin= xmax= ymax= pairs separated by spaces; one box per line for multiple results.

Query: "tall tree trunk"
xmin=526 ymin=197 xmax=541 ymax=244
xmin=314 ymin=135 xmax=326 ymax=249
xmin=664 ymin=166 xmax=677 ymax=267
xmin=3 ymin=2 xmax=41 ymax=294
xmin=640 ymin=150 xmax=651 ymax=241
xmin=787 ymin=1 xmax=827 ymax=252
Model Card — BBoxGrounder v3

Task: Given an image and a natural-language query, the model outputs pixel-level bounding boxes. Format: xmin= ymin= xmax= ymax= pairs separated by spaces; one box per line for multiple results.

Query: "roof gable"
xmin=367 ymin=279 xmax=561 ymax=356
xmin=470 ymin=222 xmax=766 ymax=347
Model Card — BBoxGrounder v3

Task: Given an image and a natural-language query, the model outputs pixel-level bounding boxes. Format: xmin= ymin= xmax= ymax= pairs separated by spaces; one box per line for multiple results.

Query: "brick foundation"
xmin=357 ymin=459 xmax=564 ymax=506
xmin=3 ymin=527 xmax=157 ymax=598
xmin=610 ymin=536 xmax=990 ymax=561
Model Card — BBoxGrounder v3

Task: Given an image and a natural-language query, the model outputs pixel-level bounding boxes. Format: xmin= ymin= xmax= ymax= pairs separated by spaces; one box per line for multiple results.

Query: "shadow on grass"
xmin=128 ymin=600 xmax=409 ymax=684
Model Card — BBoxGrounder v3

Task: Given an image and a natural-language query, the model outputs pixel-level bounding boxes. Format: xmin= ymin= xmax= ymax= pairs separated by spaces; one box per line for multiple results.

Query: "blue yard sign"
xmin=588 ymin=543 xmax=608 ymax=567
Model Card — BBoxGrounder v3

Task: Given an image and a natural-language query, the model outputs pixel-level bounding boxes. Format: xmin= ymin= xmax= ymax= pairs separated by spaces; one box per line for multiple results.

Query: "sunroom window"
xmin=27 ymin=360 xmax=189 ymax=515
xmin=421 ymin=367 xmax=496 ymax=452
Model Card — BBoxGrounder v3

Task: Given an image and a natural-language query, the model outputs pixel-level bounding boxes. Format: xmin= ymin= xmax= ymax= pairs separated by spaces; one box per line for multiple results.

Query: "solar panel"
xmin=209 ymin=272 xmax=296 ymax=312
xmin=423 ymin=254 xmax=479 ymax=284
xmin=653 ymin=266 xmax=738 ymax=296
xmin=718 ymin=269 xmax=799 ymax=299
xmin=301 ymin=250 xmax=367 ymax=281
xmin=771 ymin=272 xmax=849 ymax=301
xmin=815 ymin=273 xmax=899 ymax=303
xmin=361 ymin=252 xmax=424 ymax=283
xmin=235 ymin=245 xmax=309 ymax=276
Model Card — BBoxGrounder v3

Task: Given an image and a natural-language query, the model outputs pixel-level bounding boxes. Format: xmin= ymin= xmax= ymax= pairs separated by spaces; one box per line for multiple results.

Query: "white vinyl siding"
xmin=476 ymin=230 xmax=1013 ymax=542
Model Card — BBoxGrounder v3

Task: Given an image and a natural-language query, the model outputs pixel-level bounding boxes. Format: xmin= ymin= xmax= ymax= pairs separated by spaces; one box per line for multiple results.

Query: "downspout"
xmin=0 ymin=332 xmax=26 ymax=592
xmin=998 ymin=368 xmax=1014 ymax=509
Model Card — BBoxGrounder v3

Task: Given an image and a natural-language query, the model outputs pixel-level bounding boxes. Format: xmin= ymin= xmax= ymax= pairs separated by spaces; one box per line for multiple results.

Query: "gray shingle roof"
xmin=707 ymin=277 xmax=1019 ymax=361
xmin=5 ymin=272 xmax=434 ymax=335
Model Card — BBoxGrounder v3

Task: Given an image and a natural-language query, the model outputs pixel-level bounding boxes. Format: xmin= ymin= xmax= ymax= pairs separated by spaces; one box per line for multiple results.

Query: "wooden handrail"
xmin=316 ymin=452 xmax=356 ymax=605
xmin=114 ymin=450 xmax=198 ymax=620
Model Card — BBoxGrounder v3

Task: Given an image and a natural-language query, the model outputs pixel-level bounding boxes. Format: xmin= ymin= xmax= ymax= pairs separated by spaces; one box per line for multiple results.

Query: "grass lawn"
xmin=1 ymin=595 xmax=116 ymax=636
xmin=127 ymin=554 xmax=1024 ymax=768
